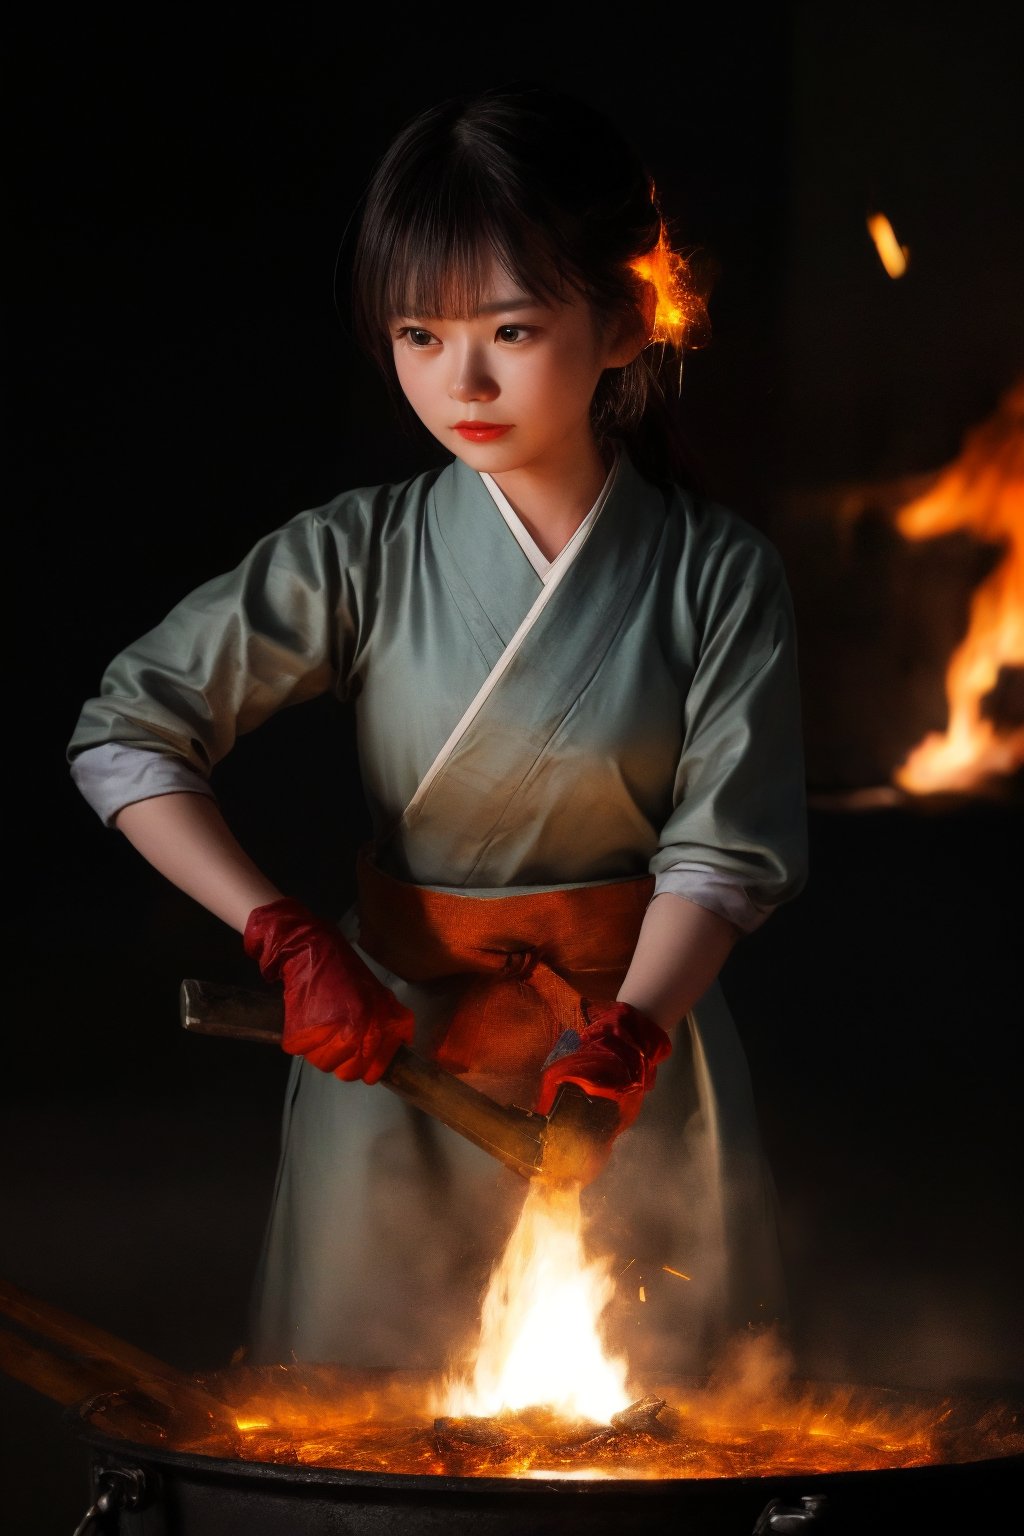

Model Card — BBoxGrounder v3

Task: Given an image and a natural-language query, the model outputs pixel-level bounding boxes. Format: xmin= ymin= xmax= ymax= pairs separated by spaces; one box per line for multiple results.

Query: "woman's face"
xmin=389 ymin=255 xmax=637 ymax=485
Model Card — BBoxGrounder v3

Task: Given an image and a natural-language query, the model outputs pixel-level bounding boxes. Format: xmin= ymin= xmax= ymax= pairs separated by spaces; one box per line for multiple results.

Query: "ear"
xmin=603 ymin=286 xmax=656 ymax=368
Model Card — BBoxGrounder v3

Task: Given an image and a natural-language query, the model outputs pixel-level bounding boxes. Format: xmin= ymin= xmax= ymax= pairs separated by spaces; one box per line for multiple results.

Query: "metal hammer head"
xmin=535 ymin=1084 xmax=622 ymax=1185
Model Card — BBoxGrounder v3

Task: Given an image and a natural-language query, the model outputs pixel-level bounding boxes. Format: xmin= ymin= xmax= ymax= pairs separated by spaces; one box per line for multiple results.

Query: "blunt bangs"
xmin=355 ymin=215 xmax=580 ymax=366
xmin=352 ymin=113 xmax=588 ymax=369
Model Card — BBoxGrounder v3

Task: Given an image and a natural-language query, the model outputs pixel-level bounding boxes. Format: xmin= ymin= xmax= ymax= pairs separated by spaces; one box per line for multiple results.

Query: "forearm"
xmin=617 ymin=891 xmax=739 ymax=1032
xmin=113 ymin=793 xmax=284 ymax=933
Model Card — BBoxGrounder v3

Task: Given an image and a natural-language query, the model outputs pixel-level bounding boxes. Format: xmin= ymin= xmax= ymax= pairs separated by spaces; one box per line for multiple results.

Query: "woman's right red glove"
xmin=243 ymin=898 xmax=415 ymax=1084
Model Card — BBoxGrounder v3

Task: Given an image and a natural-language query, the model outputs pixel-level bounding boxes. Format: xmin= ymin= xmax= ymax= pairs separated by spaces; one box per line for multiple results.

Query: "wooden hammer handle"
xmin=179 ymin=978 xmax=547 ymax=1178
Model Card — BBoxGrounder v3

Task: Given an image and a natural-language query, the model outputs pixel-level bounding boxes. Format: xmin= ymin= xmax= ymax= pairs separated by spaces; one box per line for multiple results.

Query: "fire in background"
xmin=893 ymin=380 xmax=1024 ymax=795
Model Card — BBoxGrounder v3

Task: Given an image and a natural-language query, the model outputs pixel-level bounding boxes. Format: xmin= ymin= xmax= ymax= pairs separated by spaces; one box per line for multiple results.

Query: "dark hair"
xmin=350 ymin=83 xmax=710 ymax=487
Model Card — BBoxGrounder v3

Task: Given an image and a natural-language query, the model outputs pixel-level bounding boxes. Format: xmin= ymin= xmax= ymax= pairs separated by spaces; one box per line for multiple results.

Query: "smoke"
xmin=579 ymin=1100 xmax=746 ymax=1385
xmin=768 ymin=1192 xmax=1024 ymax=1395
xmin=703 ymin=1324 xmax=796 ymax=1416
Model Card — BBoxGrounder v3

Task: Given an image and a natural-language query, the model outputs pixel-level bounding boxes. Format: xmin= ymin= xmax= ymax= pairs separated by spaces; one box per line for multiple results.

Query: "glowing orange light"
xmin=661 ymin=1266 xmax=692 ymax=1281
xmin=867 ymin=211 xmax=910 ymax=278
xmin=893 ymin=380 xmax=1024 ymax=793
xmin=441 ymin=1182 xmax=631 ymax=1423
xmin=630 ymin=222 xmax=710 ymax=350
xmin=176 ymin=1340 xmax=1024 ymax=1480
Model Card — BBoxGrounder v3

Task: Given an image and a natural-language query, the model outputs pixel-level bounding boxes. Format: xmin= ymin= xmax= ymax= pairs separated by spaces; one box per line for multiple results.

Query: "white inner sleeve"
xmin=402 ymin=454 xmax=622 ymax=822
xmin=653 ymin=866 xmax=775 ymax=935
xmin=70 ymin=741 xmax=216 ymax=826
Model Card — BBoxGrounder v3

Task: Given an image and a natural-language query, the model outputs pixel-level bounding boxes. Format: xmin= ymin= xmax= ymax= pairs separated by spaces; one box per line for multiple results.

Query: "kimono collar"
xmin=427 ymin=447 xmax=667 ymax=655
xmin=479 ymin=448 xmax=622 ymax=581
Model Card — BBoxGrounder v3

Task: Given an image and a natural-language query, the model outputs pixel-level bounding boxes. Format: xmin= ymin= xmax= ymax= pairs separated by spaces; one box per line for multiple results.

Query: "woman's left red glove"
xmin=536 ymin=999 xmax=672 ymax=1134
xmin=243 ymin=898 xmax=415 ymax=1084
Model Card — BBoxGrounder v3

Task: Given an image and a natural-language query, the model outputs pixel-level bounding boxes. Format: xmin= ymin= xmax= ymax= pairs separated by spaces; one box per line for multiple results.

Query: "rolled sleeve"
xmin=652 ymin=865 xmax=774 ymax=934
xmin=66 ymin=503 xmax=359 ymax=819
xmin=70 ymin=742 xmax=217 ymax=827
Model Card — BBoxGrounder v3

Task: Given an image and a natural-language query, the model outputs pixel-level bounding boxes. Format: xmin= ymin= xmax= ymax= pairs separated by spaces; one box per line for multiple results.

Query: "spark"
xmin=867 ymin=212 xmax=909 ymax=278
xmin=629 ymin=217 xmax=710 ymax=351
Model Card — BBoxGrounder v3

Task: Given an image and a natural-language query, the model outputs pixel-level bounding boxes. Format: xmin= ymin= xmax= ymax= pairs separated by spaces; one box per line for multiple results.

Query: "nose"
xmin=448 ymin=343 xmax=499 ymax=404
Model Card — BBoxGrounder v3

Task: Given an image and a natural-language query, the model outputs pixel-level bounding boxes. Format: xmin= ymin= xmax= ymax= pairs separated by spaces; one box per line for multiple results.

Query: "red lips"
xmin=453 ymin=422 xmax=513 ymax=442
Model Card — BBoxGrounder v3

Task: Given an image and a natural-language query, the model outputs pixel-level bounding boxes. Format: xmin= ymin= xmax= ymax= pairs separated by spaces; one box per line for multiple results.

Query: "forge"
xmin=56 ymin=1359 xmax=1024 ymax=1536
xmin=3 ymin=1253 xmax=1023 ymax=1536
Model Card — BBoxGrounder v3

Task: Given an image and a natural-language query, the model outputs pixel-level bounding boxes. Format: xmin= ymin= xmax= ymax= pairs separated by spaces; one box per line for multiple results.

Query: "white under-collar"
xmin=481 ymin=449 xmax=621 ymax=582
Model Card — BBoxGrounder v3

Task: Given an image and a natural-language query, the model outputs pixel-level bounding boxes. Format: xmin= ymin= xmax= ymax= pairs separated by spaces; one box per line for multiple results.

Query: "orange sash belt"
xmin=355 ymin=848 xmax=654 ymax=1080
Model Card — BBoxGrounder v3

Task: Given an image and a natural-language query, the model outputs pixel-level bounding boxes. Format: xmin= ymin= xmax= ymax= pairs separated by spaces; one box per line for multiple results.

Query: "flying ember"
xmin=867 ymin=211 xmax=909 ymax=278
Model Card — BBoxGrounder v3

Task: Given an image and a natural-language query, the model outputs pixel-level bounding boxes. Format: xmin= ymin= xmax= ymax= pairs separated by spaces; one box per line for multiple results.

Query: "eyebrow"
xmin=475 ymin=297 xmax=538 ymax=315
xmin=393 ymin=296 xmax=540 ymax=320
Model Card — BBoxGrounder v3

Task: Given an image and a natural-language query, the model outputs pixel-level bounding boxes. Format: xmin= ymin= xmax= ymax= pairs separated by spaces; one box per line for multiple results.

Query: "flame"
xmin=867 ymin=211 xmax=910 ymax=278
xmin=630 ymin=222 xmax=710 ymax=351
xmin=441 ymin=1181 xmax=631 ymax=1422
xmin=893 ymin=381 xmax=1024 ymax=793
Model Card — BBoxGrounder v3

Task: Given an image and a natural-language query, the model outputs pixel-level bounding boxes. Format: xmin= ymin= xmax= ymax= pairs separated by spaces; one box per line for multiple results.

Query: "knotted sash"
xmin=355 ymin=848 xmax=654 ymax=1082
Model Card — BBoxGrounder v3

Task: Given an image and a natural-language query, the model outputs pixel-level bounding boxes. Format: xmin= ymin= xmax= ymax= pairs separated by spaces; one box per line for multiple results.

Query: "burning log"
xmin=432 ymin=1394 xmax=679 ymax=1470
xmin=554 ymin=1396 xmax=679 ymax=1459
xmin=610 ymin=1393 xmax=673 ymax=1438
xmin=433 ymin=1415 xmax=518 ymax=1460
xmin=551 ymin=1421 xmax=618 ymax=1455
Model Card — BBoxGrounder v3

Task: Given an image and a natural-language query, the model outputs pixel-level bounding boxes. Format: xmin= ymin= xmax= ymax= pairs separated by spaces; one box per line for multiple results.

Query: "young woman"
xmin=67 ymin=83 xmax=807 ymax=1378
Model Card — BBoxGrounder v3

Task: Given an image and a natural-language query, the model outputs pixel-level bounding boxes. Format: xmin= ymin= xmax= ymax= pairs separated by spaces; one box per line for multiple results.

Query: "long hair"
xmin=350 ymin=83 xmax=710 ymax=487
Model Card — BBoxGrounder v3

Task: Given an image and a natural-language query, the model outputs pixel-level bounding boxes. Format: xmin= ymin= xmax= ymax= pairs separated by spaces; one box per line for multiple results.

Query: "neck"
xmin=488 ymin=437 xmax=610 ymax=562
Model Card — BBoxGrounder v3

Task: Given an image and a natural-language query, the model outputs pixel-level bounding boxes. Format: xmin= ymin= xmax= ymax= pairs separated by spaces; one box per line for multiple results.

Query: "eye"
xmin=495 ymin=324 xmax=531 ymax=344
xmin=394 ymin=326 xmax=439 ymax=348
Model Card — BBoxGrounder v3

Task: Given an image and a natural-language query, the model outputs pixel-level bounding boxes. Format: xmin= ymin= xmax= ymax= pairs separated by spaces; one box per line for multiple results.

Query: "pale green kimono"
xmin=69 ymin=450 xmax=807 ymax=1377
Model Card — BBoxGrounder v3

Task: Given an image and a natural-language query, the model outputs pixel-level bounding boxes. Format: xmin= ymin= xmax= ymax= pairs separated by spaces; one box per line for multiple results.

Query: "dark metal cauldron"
xmin=72 ymin=1385 xmax=1024 ymax=1536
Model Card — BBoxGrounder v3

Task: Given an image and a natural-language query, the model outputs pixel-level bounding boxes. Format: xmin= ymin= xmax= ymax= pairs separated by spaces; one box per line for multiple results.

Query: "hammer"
xmin=179 ymin=979 xmax=619 ymax=1185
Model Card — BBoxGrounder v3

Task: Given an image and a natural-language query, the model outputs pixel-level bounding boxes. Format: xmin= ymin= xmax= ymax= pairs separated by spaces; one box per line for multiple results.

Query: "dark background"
xmin=6 ymin=5 xmax=1023 ymax=1531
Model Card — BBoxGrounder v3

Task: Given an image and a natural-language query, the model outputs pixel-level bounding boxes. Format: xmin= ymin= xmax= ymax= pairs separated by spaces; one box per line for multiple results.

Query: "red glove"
xmin=536 ymin=999 xmax=672 ymax=1134
xmin=243 ymin=898 xmax=415 ymax=1084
